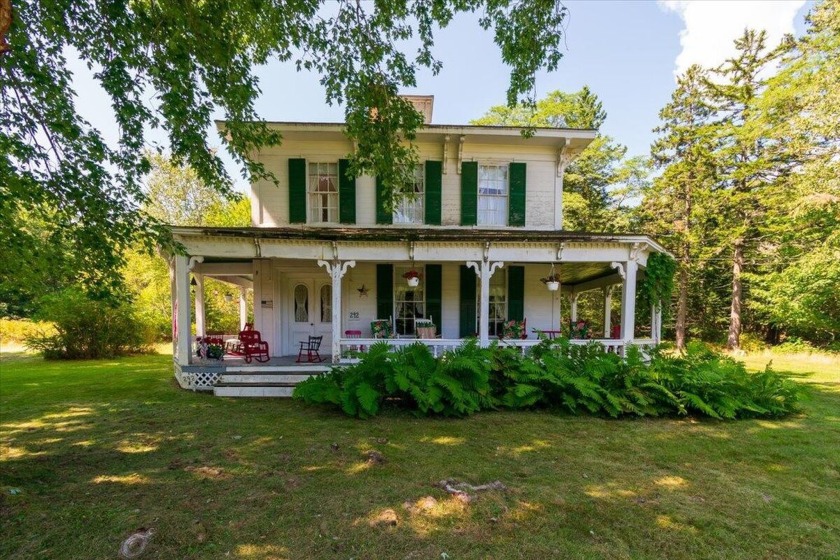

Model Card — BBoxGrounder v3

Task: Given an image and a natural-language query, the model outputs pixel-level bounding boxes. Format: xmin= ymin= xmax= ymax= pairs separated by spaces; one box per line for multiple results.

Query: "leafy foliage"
xmin=639 ymin=253 xmax=677 ymax=315
xmin=295 ymin=339 xmax=801 ymax=420
xmin=24 ymin=287 xmax=148 ymax=359
xmin=1 ymin=0 xmax=567 ymax=296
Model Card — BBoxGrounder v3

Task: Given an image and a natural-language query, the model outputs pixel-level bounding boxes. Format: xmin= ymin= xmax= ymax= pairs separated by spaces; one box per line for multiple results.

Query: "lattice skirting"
xmin=174 ymin=364 xmax=221 ymax=392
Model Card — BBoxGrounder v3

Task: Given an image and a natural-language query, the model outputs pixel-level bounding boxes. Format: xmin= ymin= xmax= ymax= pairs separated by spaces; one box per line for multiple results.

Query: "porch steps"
xmin=213 ymin=371 xmax=327 ymax=398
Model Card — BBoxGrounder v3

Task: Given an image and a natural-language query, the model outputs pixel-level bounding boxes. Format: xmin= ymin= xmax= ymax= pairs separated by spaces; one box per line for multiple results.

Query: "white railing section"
xmin=338 ymin=337 xmax=654 ymax=362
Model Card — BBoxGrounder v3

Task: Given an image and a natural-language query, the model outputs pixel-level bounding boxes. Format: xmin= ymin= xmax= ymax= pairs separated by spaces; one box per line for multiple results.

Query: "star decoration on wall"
xmin=357 ymin=284 xmax=369 ymax=298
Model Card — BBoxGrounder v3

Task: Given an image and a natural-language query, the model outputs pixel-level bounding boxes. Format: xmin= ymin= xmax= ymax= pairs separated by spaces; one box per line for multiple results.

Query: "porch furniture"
xmin=344 ymin=330 xmax=365 ymax=352
xmin=297 ymin=335 xmax=324 ymax=363
xmin=239 ymin=330 xmax=270 ymax=363
xmin=534 ymin=328 xmax=561 ymax=340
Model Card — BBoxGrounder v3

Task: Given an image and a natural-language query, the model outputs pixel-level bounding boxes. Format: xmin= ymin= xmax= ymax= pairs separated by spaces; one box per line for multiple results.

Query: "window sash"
xmin=393 ymin=165 xmax=424 ymax=224
xmin=308 ymin=162 xmax=339 ymax=223
xmin=477 ymin=270 xmax=507 ymax=336
xmin=478 ymin=165 xmax=508 ymax=226
xmin=394 ymin=265 xmax=426 ymax=336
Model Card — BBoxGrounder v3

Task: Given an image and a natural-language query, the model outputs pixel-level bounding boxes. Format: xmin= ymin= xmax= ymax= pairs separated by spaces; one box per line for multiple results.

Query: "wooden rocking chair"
xmin=239 ymin=330 xmax=270 ymax=363
xmin=296 ymin=335 xmax=324 ymax=363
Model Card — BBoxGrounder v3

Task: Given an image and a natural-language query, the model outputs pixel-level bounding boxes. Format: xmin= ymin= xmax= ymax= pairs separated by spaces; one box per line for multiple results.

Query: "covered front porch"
xmin=169 ymin=227 xmax=667 ymax=385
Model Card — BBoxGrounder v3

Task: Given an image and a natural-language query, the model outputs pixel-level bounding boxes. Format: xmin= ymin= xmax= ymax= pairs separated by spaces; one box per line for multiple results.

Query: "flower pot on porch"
xmin=417 ymin=326 xmax=436 ymax=339
xmin=546 ymin=281 xmax=560 ymax=291
xmin=407 ymin=277 xmax=420 ymax=287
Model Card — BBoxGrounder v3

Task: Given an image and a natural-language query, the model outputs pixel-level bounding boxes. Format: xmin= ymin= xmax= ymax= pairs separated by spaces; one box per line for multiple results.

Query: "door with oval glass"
xmin=285 ymin=277 xmax=333 ymax=358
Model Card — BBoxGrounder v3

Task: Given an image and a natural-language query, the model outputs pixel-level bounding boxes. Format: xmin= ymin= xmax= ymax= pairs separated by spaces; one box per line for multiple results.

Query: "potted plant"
xmin=403 ymin=269 xmax=421 ymax=287
xmin=415 ymin=318 xmax=436 ymax=339
xmin=540 ymin=273 xmax=561 ymax=291
xmin=502 ymin=320 xmax=527 ymax=340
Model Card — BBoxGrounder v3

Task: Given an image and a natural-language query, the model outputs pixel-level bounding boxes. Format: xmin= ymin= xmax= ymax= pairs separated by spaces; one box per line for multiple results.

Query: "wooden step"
xmin=217 ymin=373 xmax=316 ymax=384
xmin=213 ymin=385 xmax=296 ymax=398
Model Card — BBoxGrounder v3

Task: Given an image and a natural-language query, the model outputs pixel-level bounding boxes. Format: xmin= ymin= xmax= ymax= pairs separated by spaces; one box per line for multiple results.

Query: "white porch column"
xmin=174 ymin=255 xmax=192 ymax=366
xmin=318 ymin=259 xmax=356 ymax=362
xmin=467 ymin=259 xmax=504 ymax=348
xmin=653 ymin=303 xmax=662 ymax=344
xmin=239 ymin=287 xmax=248 ymax=330
xmin=603 ymin=286 xmax=613 ymax=338
xmin=194 ymin=273 xmax=206 ymax=337
xmin=570 ymin=292 xmax=579 ymax=323
xmin=614 ymin=260 xmax=638 ymax=345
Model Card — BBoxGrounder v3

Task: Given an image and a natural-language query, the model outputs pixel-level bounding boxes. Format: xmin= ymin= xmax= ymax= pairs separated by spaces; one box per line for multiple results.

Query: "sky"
xmin=70 ymin=0 xmax=813 ymax=192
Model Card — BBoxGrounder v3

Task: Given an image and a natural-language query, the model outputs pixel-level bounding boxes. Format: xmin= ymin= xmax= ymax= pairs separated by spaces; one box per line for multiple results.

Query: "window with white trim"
xmin=478 ymin=164 xmax=508 ymax=226
xmin=394 ymin=265 xmax=425 ymax=336
xmin=308 ymin=162 xmax=339 ymax=223
xmin=393 ymin=165 xmax=424 ymax=224
xmin=320 ymin=285 xmax=332 ymax=323
xmin=477 ymin=270 xmax=507 ymax=337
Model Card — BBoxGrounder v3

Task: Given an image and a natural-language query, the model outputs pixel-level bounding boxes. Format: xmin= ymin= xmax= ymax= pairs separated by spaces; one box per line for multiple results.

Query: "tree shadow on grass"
xmin=1 ymin=365 xmax=839 ymax=559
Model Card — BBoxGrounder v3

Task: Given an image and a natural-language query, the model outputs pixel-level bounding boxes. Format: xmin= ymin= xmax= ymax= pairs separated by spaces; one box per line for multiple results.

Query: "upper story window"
xmin=393 ymin=165 xmax=424 ymax=224
xmin=478 ymin=164 xmax=508 ymax=226
xmin=308 ymin=162 xmax=338 ymax=223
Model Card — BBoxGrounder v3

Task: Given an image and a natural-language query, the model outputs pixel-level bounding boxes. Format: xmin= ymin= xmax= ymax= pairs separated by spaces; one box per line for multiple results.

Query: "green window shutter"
xmin=288 ymin=158 xmax=307 ymax=224
xmin=424 ymin=160 xmax=442 ymax=225
xmin=507 ymin=266 xmax=525 ymax=322
xmin=375 ymin=177 xmax=392 ymax=225
xmin=509 ymin=162 xmax=526 ymax=227
xmin=459 ymin=265 xmax=477 ymax=337
xmin=425 ymin=264 xmax=442 ymax=331
xmin=376 ymin=264 xmax=394 ymax=320
xmin=460 ymin=161 xmax=477 ymax=226
xmin=338 ymin=159 xmax=356 ymax=224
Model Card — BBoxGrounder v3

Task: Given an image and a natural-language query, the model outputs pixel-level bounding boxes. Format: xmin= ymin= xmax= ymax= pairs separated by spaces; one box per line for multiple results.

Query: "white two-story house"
xmin=169 ymin=96 xmax=668 ymax=392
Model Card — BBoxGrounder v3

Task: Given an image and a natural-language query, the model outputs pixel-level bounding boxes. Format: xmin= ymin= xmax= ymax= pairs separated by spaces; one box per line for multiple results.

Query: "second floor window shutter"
xmin=338 ymin=159 xmax=355 ymax=224
xmin=288 ymin=158 xmax=307 ymax=224
xmin=425 ymin=264 xmax=442 ymax=331
xmin=460 ymin=161 xmax=478 ymax=226
xmin=375 ymin=177 xmax=392 ymax=225
xmin=509 ymin=162 xmax=526 ymax=227
xmin=424 ymin=160 xmax=442 ymax=225
xmin=459 ymin=265 xmax=477 ymax=337
xmin=507 ymin=266 xmax=525 ymax=322
xmin=376 ymin=264 xmax=394 ymax=320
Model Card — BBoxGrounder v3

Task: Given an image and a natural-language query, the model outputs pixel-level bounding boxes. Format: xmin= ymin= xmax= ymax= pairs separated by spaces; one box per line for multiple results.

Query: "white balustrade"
xmin=336 ymin=336 xmax=655 ymax=361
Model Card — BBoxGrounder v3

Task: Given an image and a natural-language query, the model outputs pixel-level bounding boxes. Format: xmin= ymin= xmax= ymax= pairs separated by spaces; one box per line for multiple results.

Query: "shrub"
xmin=294 ymin=339 xmax=802 ymax=420
xmin=25 ymin=288 xmax=148 ymax=359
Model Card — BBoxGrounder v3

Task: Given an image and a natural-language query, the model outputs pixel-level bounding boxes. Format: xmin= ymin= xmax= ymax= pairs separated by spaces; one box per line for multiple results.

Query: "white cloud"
xmin=660 ymin=0 xmax=806 ymax=77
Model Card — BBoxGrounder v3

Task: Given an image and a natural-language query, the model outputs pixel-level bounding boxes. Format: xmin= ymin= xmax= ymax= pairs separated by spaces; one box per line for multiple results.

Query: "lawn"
xmin=1 ymin=350 xmax=838 ymax=559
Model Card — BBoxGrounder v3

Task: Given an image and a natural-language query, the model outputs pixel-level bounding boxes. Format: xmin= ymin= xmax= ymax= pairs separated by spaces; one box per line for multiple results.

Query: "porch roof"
xmin=170 ymin=225 xmax=669 ymax=255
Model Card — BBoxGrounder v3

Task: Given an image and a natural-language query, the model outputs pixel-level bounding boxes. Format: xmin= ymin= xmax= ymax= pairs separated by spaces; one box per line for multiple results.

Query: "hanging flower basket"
xmin=403 ymin=270 xmax=421 ymax=287
xmin=540 ymin=274 xmax=561 ymax=291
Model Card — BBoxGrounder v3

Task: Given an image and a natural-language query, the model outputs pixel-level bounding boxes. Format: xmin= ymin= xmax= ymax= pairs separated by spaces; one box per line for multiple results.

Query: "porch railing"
xmin=338 ymin=336 xmax=656 ymax=362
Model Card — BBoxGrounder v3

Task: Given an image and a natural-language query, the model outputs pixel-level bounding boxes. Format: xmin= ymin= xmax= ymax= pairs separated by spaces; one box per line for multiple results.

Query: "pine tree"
xmin=705 ymin=30 xmax=782 ymax=350
xmin=645 ymin=65 xmax=717 ymax=350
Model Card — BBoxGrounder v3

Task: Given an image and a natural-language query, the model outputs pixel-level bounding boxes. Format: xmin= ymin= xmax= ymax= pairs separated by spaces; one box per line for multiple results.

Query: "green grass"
xmin=1 ymin=350 xmax=839 ymax=559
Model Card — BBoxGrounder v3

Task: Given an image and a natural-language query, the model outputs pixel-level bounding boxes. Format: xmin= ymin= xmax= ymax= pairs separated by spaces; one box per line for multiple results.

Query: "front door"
xmin=285 ymin=277 xmax=332 ymax=357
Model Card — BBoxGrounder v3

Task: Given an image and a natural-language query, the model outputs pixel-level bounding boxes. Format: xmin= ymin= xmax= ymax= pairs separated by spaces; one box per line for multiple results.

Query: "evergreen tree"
xmin=643 ymin=65 xmax=717 ymax=350
xmin=705 ymin=30 xmax=783 ymax=350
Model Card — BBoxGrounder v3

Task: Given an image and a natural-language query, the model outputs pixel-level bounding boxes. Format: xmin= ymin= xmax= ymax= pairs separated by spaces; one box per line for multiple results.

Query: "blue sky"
xmin=70 ymin=0 xmax=813 ymax=191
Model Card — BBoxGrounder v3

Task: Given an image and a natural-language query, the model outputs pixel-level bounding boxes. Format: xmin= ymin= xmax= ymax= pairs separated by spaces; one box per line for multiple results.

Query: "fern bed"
xmin=294 ymin=340 xmax=802 ymax=419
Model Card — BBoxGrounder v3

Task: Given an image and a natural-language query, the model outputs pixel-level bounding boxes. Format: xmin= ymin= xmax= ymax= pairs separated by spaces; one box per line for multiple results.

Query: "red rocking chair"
xmin=239 ymin=330 xmax=270 ymax=363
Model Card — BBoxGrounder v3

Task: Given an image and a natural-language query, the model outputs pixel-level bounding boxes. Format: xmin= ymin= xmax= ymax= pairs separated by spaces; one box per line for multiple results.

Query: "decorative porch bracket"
xmin=318 ymin=259 xmax=356 ymax=362
xmin=466 ymin=259 xmax=504 ymax=347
